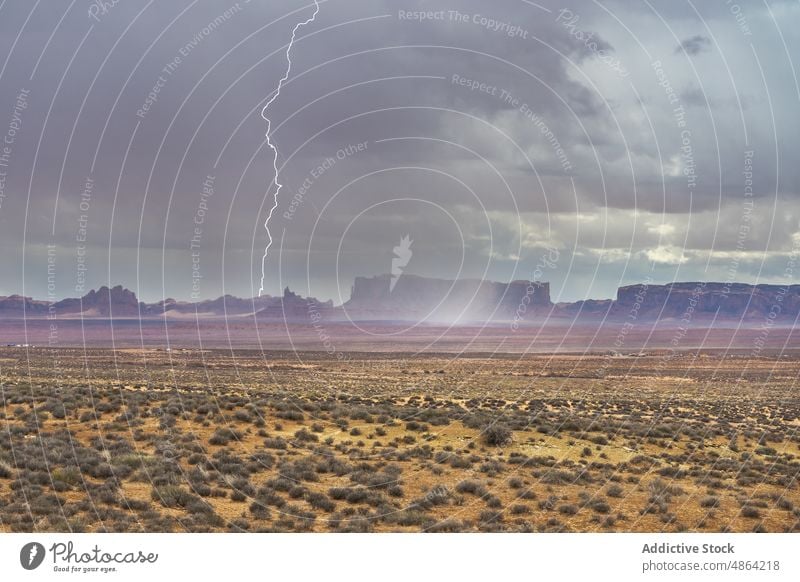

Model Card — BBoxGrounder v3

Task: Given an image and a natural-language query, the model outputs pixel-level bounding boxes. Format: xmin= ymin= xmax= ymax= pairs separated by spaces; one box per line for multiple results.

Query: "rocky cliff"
xmin=256 ymin=287 xmax=334 ymax=320
xmin=0 ymin=295 xmax=49 ymax=316
xmin=53 ymin=285 xmax=141 ymax=316
xmin=613 ymin=282 xmax=800 ymax=321
xmin=0 ymin=286 xmax=274 ymax=318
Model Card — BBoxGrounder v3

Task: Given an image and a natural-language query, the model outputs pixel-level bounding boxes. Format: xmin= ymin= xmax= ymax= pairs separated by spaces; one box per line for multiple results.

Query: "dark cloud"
xmin=675 ymin=35 xmax=711 ymax=56
xmin=0 ymin=0 xmax=797 ymax=303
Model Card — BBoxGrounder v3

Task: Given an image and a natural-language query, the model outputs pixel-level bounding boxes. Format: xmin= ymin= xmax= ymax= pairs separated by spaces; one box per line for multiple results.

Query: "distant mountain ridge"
xmin=558 ymin=282 xmax=800 ymax=322
xmin=0 ymin=285 xmax=279 ymax=319
xmin=1 ymin=278 xmax=798 ymax=323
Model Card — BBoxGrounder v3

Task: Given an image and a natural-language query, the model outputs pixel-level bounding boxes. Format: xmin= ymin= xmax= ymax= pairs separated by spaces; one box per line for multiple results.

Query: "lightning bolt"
xmin=29 ymin=545 xmax=38 ymax=566
xmin=258 ymin=1 xmax=320 ymax=296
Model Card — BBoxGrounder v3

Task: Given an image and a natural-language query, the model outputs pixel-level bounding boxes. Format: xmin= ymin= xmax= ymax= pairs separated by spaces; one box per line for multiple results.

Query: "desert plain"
xmin=1 ymin=341 xmax=798 ymax=533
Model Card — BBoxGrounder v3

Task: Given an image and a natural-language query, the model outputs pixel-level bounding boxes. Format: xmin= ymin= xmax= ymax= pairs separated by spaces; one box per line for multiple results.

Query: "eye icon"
xmin=20 ymin=542 xmax=46 ymax=570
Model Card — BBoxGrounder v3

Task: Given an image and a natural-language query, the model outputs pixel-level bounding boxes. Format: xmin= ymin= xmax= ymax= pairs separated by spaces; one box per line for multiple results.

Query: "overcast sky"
xmin=0 ymin=0 xmax=797 ymax=303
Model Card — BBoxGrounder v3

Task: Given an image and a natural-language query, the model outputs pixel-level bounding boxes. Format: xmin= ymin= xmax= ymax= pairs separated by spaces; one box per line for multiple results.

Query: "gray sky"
xmin=0 ymin=0 xmax=797 ymax=303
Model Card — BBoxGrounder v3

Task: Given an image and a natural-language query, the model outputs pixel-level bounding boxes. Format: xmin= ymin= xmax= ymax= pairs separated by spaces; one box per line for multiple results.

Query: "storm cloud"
xmin=0 ymin=0 xmax=797 ymax=303
xmin=675 ymin=34 xmax=711 ymax=56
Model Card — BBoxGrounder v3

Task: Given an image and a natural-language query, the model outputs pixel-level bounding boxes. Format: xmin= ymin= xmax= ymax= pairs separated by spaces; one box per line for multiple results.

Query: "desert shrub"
xmin=307 ymin=492 xmax=335 ymax=512
xmin=186 ymin=453 xmax=204 ymax=466
xmin=449 ymin=455 xmax=472 ymax=469
xmin=229 ymin=518 xmax=250 ymax=531
xmin=455 ymin=480 xmax=487 ymax=496
xmin=589 ymin=500 xmax=610 ymax=514
xmin=185 ymin=498 xmax=214 ymax=515
xmin=331 ymin=516 xmax=374 ymax=533
xmin=249 ymin=501 xmax=271 ymax=519
xmin=229 ymin=478 xmax=255 ymax=496
xmin=345 ymin=489 xmax=368 ymax=504
xmin=538 ymin=495 xmax=558 ymax=511
xmin=276 ymin=409 xmax=304 ymax=421
xmin=0 ymin=460 xmax=14 ymax=479
xmin=480 ymin=460 xmax=505 ymax=476
xmin=540 ymin=470 xmax=580 ymax=485
xmin=269 ymin=477 xmax=294 ymax=492
xmin=510 ymin=504 xmax=531 ymax=515
xmin=558 ymin=504 xmax=578 ymax=515
xmin=193 ymin=483 xmax=212 ymax=497
xmin=508 ymin=477 xmax=524 ymax=489
xmin=544 ymin=517 xmax=565 ymax=531
xmin=121 ymin=498 xmax=149 ymax=512
xmin=391 ymin=510 xmax=430 ymax=527
xmin=649 ymin=478 xmax=683 ymax=497
xmin=263 ymin=437 xmax=288 ymax=450
xmin=47 ymin=402 xmax=67 ymax=419
xmin=427 ymin=519 xmax=463 ymax=532
xmin=314 ymin=456 xmax=351 ymax=476
xmin=91 ymin=463 xmax=115 ymax=479
xmin=29 ymin=493 xmax=63 ymax=516
xmin=486 ymin=496 xmax=502 ymax=509
xmin=51 ymin=467 xmax=81 ymax=486
xmin=233 ymin=410 xmax=252 ymax=423
xmin=387 ymin=485 xmax=404 ymax=498
xmin=293 ymin=429 xmax=318 ymax=443
xmin=658 ymin=466 xmax=687 ymax=478
xmin=209 ymin=428 xmax=241 ymax=446
xmin=700 ymin=496 xmax=720 ymax=508
xmin=433 ymin=451 xmax=451 ymax=463
xmin=248 ymin=452 xmax=275 ymax=470
xmin=255 ymin=486 xmax=286 ymax=508
xmin=478 ymin=510 xmax=502 ymax=524
xmin=349 ymin=469 xmax=397 ymax=489
xmin=507 ymin=452 xmax=531 ymax=465
xmin=349 ymin=409 xmax=373 ymax=423
xmin=151 ymin=485 xmax=197 ymax=509
xmin=607 ymin=484 xmax=624 ymax=498
xmin=422 ymin=485 xmax=451 ymax=506
xmin=741 ymin=506 xmax=761 ymax=519
xmin=329 ymin=487 xmax=350 ymax=501
xmin=289 ymin=486 xmax=307 ymax=499
xmin=483 ymin=424 xmax=512 ymax=446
